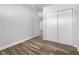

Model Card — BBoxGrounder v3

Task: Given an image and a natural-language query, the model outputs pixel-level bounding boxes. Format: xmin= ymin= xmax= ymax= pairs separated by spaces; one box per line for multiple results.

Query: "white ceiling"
xmin=23 ymin=4 xmax=53 ymax=20
xmin=23 ymin=4 xmax=52 ymax=12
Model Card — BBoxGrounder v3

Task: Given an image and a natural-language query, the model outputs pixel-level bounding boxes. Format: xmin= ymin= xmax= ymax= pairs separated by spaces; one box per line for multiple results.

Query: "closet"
xmin=43 ymin=5 xmax=79 ymax=46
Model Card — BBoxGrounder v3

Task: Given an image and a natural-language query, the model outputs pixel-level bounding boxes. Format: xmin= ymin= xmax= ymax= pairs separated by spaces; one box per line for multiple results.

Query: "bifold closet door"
xmin=46 ymin=12 xmax=58 ymax=42
xmin=58 ymin=9 xmax=73 ymax=45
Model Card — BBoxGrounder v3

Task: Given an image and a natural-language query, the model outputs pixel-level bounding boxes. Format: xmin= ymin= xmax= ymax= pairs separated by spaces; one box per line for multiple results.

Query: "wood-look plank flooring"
xmin=0 ymin=36 xmax=79 ymax=55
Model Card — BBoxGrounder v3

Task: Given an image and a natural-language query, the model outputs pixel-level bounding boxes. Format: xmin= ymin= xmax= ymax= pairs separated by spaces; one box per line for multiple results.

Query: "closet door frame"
xmin=43 ymin=5 xmax=78 ymax=46
xmin=58 ymin=8 xmax=73 ymax=45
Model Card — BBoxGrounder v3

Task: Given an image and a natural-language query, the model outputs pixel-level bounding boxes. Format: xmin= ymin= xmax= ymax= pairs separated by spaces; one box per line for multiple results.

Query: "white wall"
xmin=38 ymin=12 xmax=43 ymax=31
xmin=40 ymin=20 xmax=43 ymax=30
xmin=0 ymin=5 xmax=40 ymax=48
xmin=33 ymin=13 xmax=40 ymax=35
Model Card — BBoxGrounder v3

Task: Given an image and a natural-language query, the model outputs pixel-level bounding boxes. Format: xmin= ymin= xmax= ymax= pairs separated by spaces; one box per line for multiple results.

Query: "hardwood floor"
xmin=0 ymin=36 xmax=78 ymax=55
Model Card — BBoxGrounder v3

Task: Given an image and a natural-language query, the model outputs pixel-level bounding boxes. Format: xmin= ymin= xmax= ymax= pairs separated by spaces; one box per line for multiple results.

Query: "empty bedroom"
xmin=0 ymin=4 xmax=79 ymax=55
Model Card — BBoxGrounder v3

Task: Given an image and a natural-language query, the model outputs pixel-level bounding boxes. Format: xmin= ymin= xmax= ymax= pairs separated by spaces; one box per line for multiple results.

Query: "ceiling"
xmin=34 ymin=4 xmax=52 ymax=12
xmin=23 ymin=4 xmax=52 ymax=20
xmin=23 ymin=4 xmax=52 ymax=12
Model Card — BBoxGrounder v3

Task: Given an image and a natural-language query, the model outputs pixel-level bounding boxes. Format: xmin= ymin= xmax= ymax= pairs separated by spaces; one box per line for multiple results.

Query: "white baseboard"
xmin=0 ymin=34 xmax=40 ymax=51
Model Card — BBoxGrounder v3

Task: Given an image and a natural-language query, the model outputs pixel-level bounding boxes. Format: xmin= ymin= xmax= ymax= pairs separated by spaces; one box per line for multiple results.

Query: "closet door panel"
xmin=58 ymin=9 xmax=73 ymax=45
xmin=46 ymin=12 xmax=57 ymax=42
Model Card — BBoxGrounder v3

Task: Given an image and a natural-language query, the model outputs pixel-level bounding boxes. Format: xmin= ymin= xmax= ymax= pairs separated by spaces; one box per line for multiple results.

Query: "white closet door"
xmin=58 ymin=9 xmax=73 ymax=45
xmin=46 ymin=12 xmax=58 ymax=42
